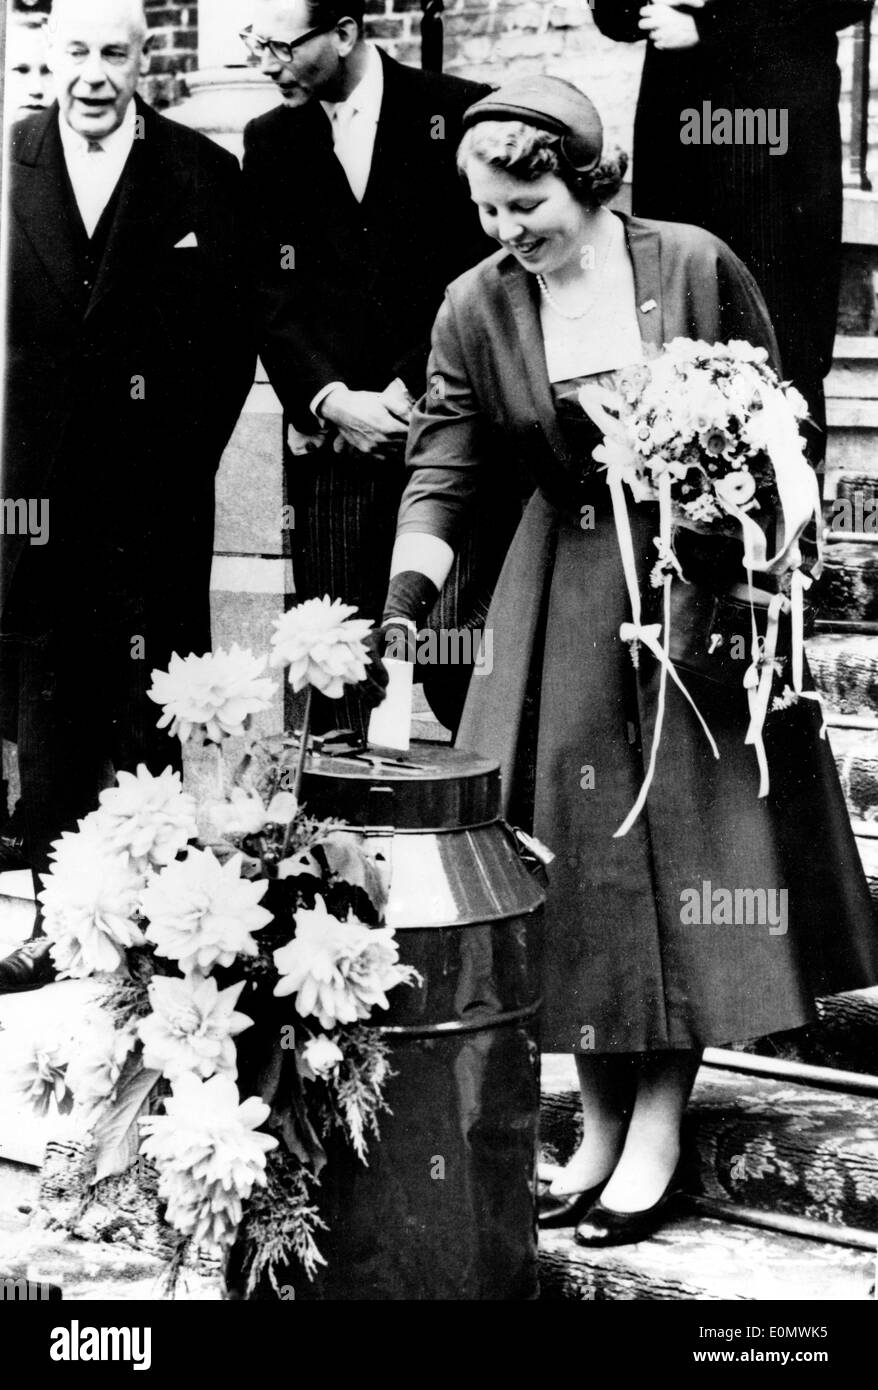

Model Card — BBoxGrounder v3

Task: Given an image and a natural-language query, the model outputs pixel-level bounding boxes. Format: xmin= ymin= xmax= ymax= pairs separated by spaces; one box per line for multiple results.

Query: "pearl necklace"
xmin=536 ymin=273 xmax=594 ymax=320
xmin=536 ymin=222 xmax=614 ymax=320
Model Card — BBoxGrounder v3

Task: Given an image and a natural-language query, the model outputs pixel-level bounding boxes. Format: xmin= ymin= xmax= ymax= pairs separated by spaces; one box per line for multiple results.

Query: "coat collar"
xmin=10 ymin=98 xmax=196 ymax=319
xmin=497 ymin=211 xmax=666 ymax=462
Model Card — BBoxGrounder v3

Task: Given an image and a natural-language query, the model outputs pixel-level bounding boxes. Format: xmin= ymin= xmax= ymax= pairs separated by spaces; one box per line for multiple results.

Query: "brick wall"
xmin=365 ymin=0 xmax=643 ymax=152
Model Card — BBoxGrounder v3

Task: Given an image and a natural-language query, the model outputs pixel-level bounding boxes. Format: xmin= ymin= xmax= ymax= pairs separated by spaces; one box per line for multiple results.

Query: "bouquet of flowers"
xmin=14 ymin=597 xmax=420 ymax=1296
xmin=580 ymin=339 xmax=823 ymax=835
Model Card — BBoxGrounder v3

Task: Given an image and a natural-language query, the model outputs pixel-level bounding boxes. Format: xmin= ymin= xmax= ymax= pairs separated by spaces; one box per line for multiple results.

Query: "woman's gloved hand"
xmin=361 ymin=570 xmax=440 ymax=708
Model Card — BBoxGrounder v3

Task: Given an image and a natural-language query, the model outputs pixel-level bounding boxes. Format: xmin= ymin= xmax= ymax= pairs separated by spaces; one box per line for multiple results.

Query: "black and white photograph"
xmin=0 ymin=0 xmax=877 ymax=1345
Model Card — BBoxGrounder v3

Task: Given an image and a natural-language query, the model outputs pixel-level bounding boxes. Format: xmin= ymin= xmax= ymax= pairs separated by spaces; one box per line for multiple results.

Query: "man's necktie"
xmin=87 ymin=140 xmax=104 ymax=154
xmin=331 ymin=106 xmax=366 ymax=202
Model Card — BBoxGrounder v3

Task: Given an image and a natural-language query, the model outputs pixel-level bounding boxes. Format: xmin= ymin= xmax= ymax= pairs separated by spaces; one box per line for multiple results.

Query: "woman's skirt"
xmin=456 ymin=484 xmax=878 ymax=1053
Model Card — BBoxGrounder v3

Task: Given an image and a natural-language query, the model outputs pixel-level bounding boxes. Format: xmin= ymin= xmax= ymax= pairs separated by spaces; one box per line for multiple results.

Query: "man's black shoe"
xmin=0 ymin=938 xmax=57 ymax=993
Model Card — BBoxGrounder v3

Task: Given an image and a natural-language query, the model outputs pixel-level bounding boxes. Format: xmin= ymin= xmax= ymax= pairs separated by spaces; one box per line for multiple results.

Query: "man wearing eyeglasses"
xmin=242 ymin=0 xmax=515 ymax=741
xmin=0 ymin=0 xmax=255 ymax=992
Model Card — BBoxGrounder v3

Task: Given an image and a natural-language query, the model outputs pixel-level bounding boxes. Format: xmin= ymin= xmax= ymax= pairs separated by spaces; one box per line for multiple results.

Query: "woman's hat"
xmin=462 ymin=75 xmax=603 ymax=175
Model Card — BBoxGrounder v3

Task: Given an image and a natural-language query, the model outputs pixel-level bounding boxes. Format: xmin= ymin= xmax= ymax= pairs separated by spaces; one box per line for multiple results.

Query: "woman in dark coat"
xmin=376 ymin=76 xmax=878 ymax=1246
xmin=592 ymin=0 xmax=874 ymax=461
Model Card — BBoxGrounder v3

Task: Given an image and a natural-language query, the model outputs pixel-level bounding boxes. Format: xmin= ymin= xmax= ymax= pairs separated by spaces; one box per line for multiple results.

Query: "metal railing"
xmin=850 ymin=9 xmax=873 ymax=190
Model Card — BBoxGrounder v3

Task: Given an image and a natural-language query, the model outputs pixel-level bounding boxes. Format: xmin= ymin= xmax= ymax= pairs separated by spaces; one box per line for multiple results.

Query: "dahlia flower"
xmin=96 ymin=764 xmax=197 ymax=870
xmin=273 ymin=895 xmax=414 ymax=1029
xmin=64 ymin=1015 xmax=139 ymax=1116
xmin=138 ymin=975 xmax=253 ymax=1081
xmin=139 ymin=1073 xmax=277 ymax=1250
xmin=148 ymin=647 xmax=277 ymax=744
xmin=206 ymin=787 xmax=268 ymax=840
xmin=39 ymin=835 xmax=146 ymax=979
xmin=300 ymin=1033 xmax=344 ymax=1081
xmin=141 ymin=848 xmax=272 ymax=975
xmin=269 ymin=597 xmax=373 ymax=699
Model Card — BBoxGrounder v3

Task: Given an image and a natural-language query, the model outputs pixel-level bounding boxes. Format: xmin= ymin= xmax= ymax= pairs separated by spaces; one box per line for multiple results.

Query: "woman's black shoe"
xmin=538 ymin=1180 xmax=608 ymax=1229
xmin=573 ymin=1165 xmax=683 ymax=1247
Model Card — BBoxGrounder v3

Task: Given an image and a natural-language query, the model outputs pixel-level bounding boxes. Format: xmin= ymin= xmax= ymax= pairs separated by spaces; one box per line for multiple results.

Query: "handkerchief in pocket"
xmin=174 ymin=232 xmax=198 ymax=248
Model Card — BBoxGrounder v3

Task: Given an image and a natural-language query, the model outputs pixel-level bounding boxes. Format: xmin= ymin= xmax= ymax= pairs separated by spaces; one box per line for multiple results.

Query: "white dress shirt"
xmin=319 ymin=40 xmax=383 ymax=204
xmin=58 ymin=100 xmax=137 ymax=239
xmin=310 ymin=44 xmax=386 ymax=421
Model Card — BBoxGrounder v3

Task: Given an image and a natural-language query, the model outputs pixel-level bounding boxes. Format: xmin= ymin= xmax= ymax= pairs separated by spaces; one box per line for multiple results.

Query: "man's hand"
xmin=380 ymin=377 xmax=416 ymax=425
xmin=639 ymin=2 xmax=701 ymax=48
xmin=320 ymin=386 xmax=409 ymax=457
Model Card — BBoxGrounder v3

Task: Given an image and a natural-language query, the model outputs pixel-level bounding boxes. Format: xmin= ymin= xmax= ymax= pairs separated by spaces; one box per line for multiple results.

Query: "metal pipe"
xmin=823 ymin=530 xmax=878 ymax=544
xmin=703 ymin=1047 xmax=878 ymax=1097
xmin=824 ymin=714 xmax=878 ymax=730
xmin=680 ymin=1195 xmax=878 ymax=1251
xmin=814 ymin=619 xmax=878 ymax=635
xmin=420 ymin=0 xmax=444 ymax=73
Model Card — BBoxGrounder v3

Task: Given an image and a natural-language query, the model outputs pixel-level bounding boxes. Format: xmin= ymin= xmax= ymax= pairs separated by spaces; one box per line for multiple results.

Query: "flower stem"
xmin=283 ymin=686 xmax=312 ymax=856
xmin=215 ymin=741 xmax=225 ymax=799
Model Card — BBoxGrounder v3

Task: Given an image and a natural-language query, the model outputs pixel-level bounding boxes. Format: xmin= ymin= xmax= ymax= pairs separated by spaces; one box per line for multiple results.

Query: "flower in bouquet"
xmin=95 ymin=764 xmax=198 ymax=870
xmin=206 ymin=786 xmax=269 ymax=840
xmin=138 ymin=975 xmax=253 ymax=1081
xmin=39 ymin=825 xmax=147 ymax=979
xmin=141 ymin=847 xmax=272 ymax=975
xmin=273 ymin=895 xmax=416 ymax=1030
xmin=270 ymin=596 xmax=373 ymax=699
xmin=148 ymin=647 xmax=277 ymax=744
xmin=64 ymin=1014 xmax=138 ymax=1117
xmin=5 ymin=1040 xmax=73 ymax=1118
xmin=139 ymin=1073 xmax=277 ymax=1250
xmin=299 ymin=1033 xmax=344 ymax=1081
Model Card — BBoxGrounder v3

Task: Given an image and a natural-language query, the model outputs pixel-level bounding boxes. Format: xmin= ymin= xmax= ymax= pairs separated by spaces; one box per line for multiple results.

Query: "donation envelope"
xmin=367 ymin=658 xmax=414 ymax=751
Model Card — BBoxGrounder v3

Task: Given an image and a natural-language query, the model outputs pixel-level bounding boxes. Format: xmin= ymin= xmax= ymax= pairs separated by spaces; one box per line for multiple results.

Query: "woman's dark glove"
xmin=361 ymin=570 xmax=440 ymax=710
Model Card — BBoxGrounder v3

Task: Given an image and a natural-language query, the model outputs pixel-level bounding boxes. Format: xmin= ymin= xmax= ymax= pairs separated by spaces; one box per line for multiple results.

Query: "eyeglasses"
xmin=239 ymin=22 xmax=335 ymax=63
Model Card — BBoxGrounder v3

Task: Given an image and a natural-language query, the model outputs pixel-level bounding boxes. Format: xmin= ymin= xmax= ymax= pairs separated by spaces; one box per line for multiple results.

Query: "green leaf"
xmin=315 ymin=831 xmax=389 ymax=914
xmin=90 ymin=1056 xmax=162 ymax=1184
xmin=277 ymin=849 xmax=321 ymax=880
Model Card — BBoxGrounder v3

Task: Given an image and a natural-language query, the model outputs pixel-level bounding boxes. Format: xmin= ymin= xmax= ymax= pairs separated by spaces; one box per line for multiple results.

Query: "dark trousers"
xmin=285 ymin=437 xmax=509 ymax=743
xmin=10 ymin=625 xmax=181 ymax=920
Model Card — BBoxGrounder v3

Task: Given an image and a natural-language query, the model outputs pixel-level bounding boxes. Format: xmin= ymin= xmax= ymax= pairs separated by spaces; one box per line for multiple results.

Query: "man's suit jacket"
xmin=0 ymin=98 xmax=256 ymax=658
xmin=242 ymin=49 xmax=492 ymax=432
xmin=593 ymin=0 xmax=875 ymax=422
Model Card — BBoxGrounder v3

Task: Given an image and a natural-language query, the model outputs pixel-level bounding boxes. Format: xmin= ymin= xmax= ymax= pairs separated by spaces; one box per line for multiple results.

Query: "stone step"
xmin=816 ymin=541 xmax=878 ymax=623
xmin=540 ymin=1054 xmax=878 ymax=1231
xmin=828 ymin=725 xmax=878 ymax=819
xmin=826 ymin=336 xmax=878 ymax=401
xmin=742 ymin=988 xmax=878 ymax=1076
xmin=807 ymin=632 xmax=878 ymax=714
xmin=539 ymin=1218 xmax=875 ymax=1300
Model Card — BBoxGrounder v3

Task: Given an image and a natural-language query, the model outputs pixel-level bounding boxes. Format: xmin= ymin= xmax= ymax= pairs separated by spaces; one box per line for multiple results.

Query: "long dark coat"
xmin=0 ymin=99 xmax=255 ymax=877
xmin=242 ymin=51 xmax=519 ymax=736
xmin=592 ymin=0 xmax=874 ymax=444
xmin=397 ymin=213 xmax=878 ymax=1053
xmin=1 ymin=97 xmax=255 ymax=655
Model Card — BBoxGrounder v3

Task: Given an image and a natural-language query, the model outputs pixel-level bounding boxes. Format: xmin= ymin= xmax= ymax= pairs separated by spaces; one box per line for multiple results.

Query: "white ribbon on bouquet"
xmin=581 ymin=380 xmax=824 ymax=835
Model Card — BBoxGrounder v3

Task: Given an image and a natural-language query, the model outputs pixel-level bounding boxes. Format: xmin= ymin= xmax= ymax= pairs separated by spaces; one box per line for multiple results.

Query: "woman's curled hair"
xmin=457 ymin=120 xmax=628 ymax=208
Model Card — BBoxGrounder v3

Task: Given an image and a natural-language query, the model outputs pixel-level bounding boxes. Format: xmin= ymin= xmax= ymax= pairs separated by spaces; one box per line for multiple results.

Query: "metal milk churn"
xmin=280 ymin=740 xmax=546 ymax=1301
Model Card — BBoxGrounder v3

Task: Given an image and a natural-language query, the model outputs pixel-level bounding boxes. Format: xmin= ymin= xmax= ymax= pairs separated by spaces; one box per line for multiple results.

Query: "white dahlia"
xmin=300 ymin=1033 xmax=344 ymax=1081
xmin=96 ymin=764 xmax=198 ymax=870
xmin=141 ymin=848 xmax=272 ymax=975
xmin=139 ymin=1073 xmax=277 ymax=1250
xmin=64 ymin=1015 xmax=139 ymax=1117
xmin=138 ymin=975 xmax=253 ymax=1081
xmin=148 ymin=647 xmax=277 ymax=744
xmin=273 ymin=895 xmax=414 ymax=1029
xmin=39 ymin=836 xmax=146 ymax=979
xmin=269 ymin=597 xmax=373 ymax=699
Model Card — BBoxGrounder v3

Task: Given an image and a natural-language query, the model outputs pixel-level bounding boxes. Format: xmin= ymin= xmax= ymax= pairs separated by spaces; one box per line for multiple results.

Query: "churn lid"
xmin=299 ymin=741 xmax=500 ymax=831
